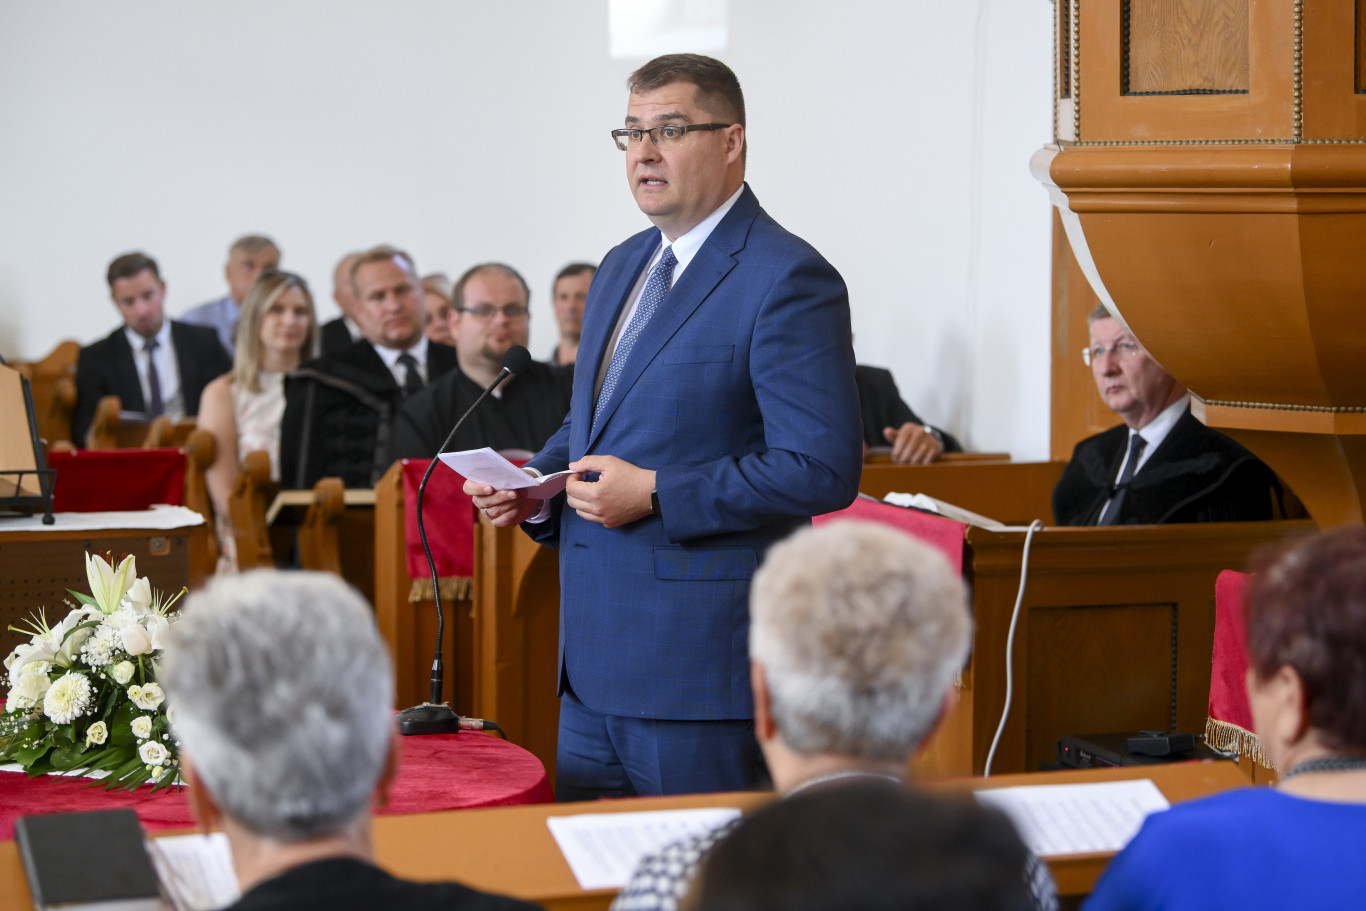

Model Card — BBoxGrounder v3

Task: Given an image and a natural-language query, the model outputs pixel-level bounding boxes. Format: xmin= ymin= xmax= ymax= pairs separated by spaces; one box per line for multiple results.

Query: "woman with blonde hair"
xmin=198 ymin=270 xmax=318 ymax=571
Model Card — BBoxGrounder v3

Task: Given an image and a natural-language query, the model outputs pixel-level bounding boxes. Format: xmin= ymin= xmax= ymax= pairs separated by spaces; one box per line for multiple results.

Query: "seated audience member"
xmin=279 ymin=245 xmax=456 ymax=488
xmin=392 ymin=263 xmax=572 ymax=459
xmin=856 ymin=363 xmax=962 ymax=464
xmin=160 ymin=570 xmax=539 ymax=911
xmin=548 ymin=262 xmax=595 ymax=366
xmin=422 ymin=273 xmax=455 ymax=346
xmin=180 ymin=235 xmax=281 ymax=355
xmin=684 ymin=781 xmax=1034 ymax=911
xmin=319 ymin=252 xmax=364 ymax=356
xmin=1053 ymin=305 xmax=1276 ymax=525
xmin=197 ymin=270 xmax=318 ymax=572
xmin=611 ymin=521 xmax=1056 ymax=911
xmin=73 ymin=252 xmax=232 ymax=445
xmin=1086 ymin=526 xmax=1366 ymax=910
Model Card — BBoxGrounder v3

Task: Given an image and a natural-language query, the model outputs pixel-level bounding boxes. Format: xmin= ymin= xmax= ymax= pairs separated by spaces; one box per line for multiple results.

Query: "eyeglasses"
xmin=1082 ymin=341 xmax=1141 ymax=366
xmin=610 ymin=123 xmax=734 ymax=151
xmin=458 ymin=304 xmax=529 ymax=321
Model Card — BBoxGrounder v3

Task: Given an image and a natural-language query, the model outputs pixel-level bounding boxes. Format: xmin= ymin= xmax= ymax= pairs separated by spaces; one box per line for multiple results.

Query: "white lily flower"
xmin=121 ymin=577 xmax=153 ymax=612
xmin=85 ymin=553 xmax=137 ymax=614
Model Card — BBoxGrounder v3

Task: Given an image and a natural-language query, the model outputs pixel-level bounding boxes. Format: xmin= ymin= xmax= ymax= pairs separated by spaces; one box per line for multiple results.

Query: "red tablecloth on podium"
xmin=0 ymin=731 xmax=552 ymax=840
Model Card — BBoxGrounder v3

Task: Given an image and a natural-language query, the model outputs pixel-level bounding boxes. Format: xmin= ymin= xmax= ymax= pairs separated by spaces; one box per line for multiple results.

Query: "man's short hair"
xmin=749 ymin=521 xmax=972 ymax=761
xmin=107 ymin=252 xmax=160 ymax=288
xmin=349 ymin=244 xmax=418 ymax=295
xmin=451 ymin=262 xmax=530 ymax=312
xmin=229 ymin=234 xmax=278 ymax=256
xmin=1087 ymin=304 xmax=1113 ymax=324
xmin=160 ymin=570 xmax=394 ymax=842
xmin=554 ymin=262 xmax=597 ymax=286
xmin=627 ymin=53 xmax=746 ymax=129
xmin=687 ymin=780 xmax=1033 ymax=911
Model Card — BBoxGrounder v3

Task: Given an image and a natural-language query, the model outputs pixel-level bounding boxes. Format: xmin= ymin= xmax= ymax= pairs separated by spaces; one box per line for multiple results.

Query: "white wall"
xmin=0 ymin=0 xmax=1054 ymax=458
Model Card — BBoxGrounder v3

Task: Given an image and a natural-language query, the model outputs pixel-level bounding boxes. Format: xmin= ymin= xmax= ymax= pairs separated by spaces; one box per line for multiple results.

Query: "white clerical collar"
xmin=1131 ymin=393 xmax=1189 ymax=469
xmin=373 ymin=334 xmax=429 ymax=369
xmin=652 ymin=183 xmax=745 ymax=275
xmin=124 ymin=320 xmax=170 ymax=352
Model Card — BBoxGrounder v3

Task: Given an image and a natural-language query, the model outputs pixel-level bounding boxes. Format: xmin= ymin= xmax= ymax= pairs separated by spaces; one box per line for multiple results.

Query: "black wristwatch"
xmin=650 ymin=488 xmax=662 ymax=518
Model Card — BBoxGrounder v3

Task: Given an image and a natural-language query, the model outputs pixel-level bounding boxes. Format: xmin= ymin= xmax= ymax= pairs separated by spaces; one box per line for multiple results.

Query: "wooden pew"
xmin=181 ymin=428 xmax=219 ymax=573
xmin=9 ymin=339 xmax=79 ymax=447
xmin=229 ymin=450 xmax=279 ymax=571
xmin=295 ymin=478 xmax=376 ymax=605
xmin=374 ymin=461 xmax=467 ymax=712
xmin=948 ymin=520 xmax=1317 ymax=776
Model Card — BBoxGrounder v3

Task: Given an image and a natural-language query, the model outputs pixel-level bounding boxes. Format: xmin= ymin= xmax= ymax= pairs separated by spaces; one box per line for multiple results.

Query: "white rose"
xmin=110 ymin=661 xmax=136 ymax=685
xmin=86 ymin=721 xmax=109 ymax=746
xmin=127 ymin=683 xmax=165 ymax=711
xmin=119 ymin=624 xmax=152 ymax=657
xmin=138 ymin=741 xmax=169 ymax=766
xmin=130 ymin=716 xmax=153 ymax=739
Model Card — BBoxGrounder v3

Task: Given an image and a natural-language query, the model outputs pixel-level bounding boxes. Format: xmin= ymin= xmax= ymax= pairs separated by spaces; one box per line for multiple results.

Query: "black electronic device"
xmin=1056 ymin=731 xmax=1226 ymax=769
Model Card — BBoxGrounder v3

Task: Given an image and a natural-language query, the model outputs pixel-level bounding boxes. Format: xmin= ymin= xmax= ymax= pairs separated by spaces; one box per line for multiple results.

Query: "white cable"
xmin=983 ymin=518 xmax=1046 ymax=778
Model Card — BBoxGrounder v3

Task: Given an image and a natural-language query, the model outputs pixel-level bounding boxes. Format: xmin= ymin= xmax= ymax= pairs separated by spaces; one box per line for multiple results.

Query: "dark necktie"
xmin=592 ymin=245 xmax=677 ymax=434
xmin=143 ymin=337 xmax=164 ymax=417
xmin=398 ymin=352 xmax=423 ymax=396
xmin=1098 ymin=433 xmax=1147 ymax=526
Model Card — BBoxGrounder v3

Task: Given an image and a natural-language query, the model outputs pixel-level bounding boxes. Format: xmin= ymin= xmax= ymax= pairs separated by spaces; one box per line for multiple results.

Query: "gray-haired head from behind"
xmin=749 ymin=520 xmax=972 ymax=762
xmin=160 ymin=570 xmax=394 ymax=841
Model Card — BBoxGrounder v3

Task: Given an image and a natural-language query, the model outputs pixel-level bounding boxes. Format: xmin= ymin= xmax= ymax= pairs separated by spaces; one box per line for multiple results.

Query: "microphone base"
xmin=398 ymin=702 xmax=462 ymax=736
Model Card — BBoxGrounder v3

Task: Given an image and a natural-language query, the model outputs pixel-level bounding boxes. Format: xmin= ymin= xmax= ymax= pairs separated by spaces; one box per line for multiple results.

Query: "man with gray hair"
xmin=181 ymin=234 xmax=281 ymax=355
xmin=612 ymin=520 xmax=1055 ymax=911
xmin=160 ymin=570 xmax=537 ymax=911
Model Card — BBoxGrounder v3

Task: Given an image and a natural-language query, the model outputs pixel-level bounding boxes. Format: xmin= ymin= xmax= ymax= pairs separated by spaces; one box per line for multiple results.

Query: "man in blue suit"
xmin=468 ymin=54 xmax=863 ymax=799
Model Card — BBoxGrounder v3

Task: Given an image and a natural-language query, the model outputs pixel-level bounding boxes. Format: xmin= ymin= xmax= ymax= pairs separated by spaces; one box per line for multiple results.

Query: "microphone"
xmin=398 ymin=345 xmax=530 ymax=736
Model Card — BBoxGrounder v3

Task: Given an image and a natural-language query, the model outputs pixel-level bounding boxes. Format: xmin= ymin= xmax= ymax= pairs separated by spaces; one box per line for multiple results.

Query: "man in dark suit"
xmin=467 ymin=54 xmax=862 ymax=799
xmin=392 ymin=262 xmax=572 ymax=459
xmin=1053 ymin=305 xmax=1277 ymax=525
xmin=73 ymin=252 xmax=232 ymax=446
xmin=280 ymin=245 xmax=456 ymax=488
xmin=855 ymin=363 xmax=962 ymax=464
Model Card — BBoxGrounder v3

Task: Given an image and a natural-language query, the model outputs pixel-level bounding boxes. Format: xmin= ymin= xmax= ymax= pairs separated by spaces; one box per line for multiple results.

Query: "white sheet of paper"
xmin=547 ymin=807 xmax=742 ymax=891
xmin=974 ymin=779 xmax=1170 ymax=857
xmin=437 ymin=448 xmax=574 ymax=499
xmin=145 ymin=832 xmax=240 ymax=911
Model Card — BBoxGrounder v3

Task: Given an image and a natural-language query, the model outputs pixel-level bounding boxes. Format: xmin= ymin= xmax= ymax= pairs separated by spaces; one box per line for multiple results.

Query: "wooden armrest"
xmin=231 ymin=450 xmax=279 ymax=571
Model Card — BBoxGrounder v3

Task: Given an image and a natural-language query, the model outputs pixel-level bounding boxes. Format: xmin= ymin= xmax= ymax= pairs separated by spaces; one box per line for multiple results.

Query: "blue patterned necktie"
xmin=591 ymin=245 xmax=677 ymax=434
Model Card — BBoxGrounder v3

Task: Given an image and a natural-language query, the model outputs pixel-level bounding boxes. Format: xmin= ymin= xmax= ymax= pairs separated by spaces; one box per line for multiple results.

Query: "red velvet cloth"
xmin=1210 ymin=569 xmax=1254 ymax=731
xmin=401 ymin=459 xmax=476 ymax=582
xmin=48 ymin=449 xmax=186 ymax=512
xmin=0 ymin=731 xmax=552 ymax=840
xmin=815 ymin=494 xmax=966 ymax=574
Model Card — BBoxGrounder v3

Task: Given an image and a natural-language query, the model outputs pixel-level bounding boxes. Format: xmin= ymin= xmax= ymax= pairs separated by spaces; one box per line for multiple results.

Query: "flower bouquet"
xmin=0 ymin=553 xmax=184 ymax=790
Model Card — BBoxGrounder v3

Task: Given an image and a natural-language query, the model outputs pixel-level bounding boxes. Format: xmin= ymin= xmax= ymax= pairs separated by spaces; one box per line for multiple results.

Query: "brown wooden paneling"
xmin=1026 ymin=602 xmax=1176 ymax=771
xmin=1124 ymin=0 xmax=1249 ymax=95
xmin=1050 ymin=213 xmax=1114 ymax=463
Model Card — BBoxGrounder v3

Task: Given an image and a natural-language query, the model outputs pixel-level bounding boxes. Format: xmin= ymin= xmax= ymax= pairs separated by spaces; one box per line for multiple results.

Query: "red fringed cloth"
xmin=0 ymin=731 xmax=553 ymax=840
xmin=47 ymin=449 xmax=186 ymax=512
xmin=1207 ymin=569 xmax=1271 ymax=768
xmin=814 ymin=493 xmax=966 ymax=575
xmin=402 ymin=458 xmax=477 ymax=603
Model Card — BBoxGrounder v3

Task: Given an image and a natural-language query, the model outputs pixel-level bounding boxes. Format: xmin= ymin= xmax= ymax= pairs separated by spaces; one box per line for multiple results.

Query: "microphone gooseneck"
xmin=398 ymin=345 xmax=530 ymax=735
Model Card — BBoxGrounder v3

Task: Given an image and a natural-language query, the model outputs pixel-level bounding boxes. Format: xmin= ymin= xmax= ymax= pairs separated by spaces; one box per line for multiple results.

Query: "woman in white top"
xmin=198 ymin=270 xmax=318 ymax=571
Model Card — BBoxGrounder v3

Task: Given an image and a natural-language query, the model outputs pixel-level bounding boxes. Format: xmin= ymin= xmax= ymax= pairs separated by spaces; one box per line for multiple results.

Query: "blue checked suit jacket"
xmin=526 ymin=185 xmax=863 ymax=721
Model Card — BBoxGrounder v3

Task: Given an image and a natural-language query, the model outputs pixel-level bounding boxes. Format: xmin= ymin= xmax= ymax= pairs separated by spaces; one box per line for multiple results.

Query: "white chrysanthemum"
xmin=86 ymin=721 xmax=109 ymax=746
xmin=128 ymin=683 xmax=164 ymax=711
xmin=110 ymin=661 xmax=136 ymax=685
xmin=130 ymin=716 xmax=153 ymax=739
xmin=138 ymin=740 xmax=169 ymax=766
xmin=42 ymin=672 xmax=95 ymax=724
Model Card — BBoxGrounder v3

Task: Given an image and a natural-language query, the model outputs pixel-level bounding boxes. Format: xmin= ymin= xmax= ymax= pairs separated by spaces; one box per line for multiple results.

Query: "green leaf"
xmin=67 ymin=590 xmax=99 ymax=608
xmin=61 ymin=619 xmax=101 ymax=644
xmin=50 ymin=745 xmax=87 ymax=770
xmin=11 ymin=742 xmax=52 ymax=767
